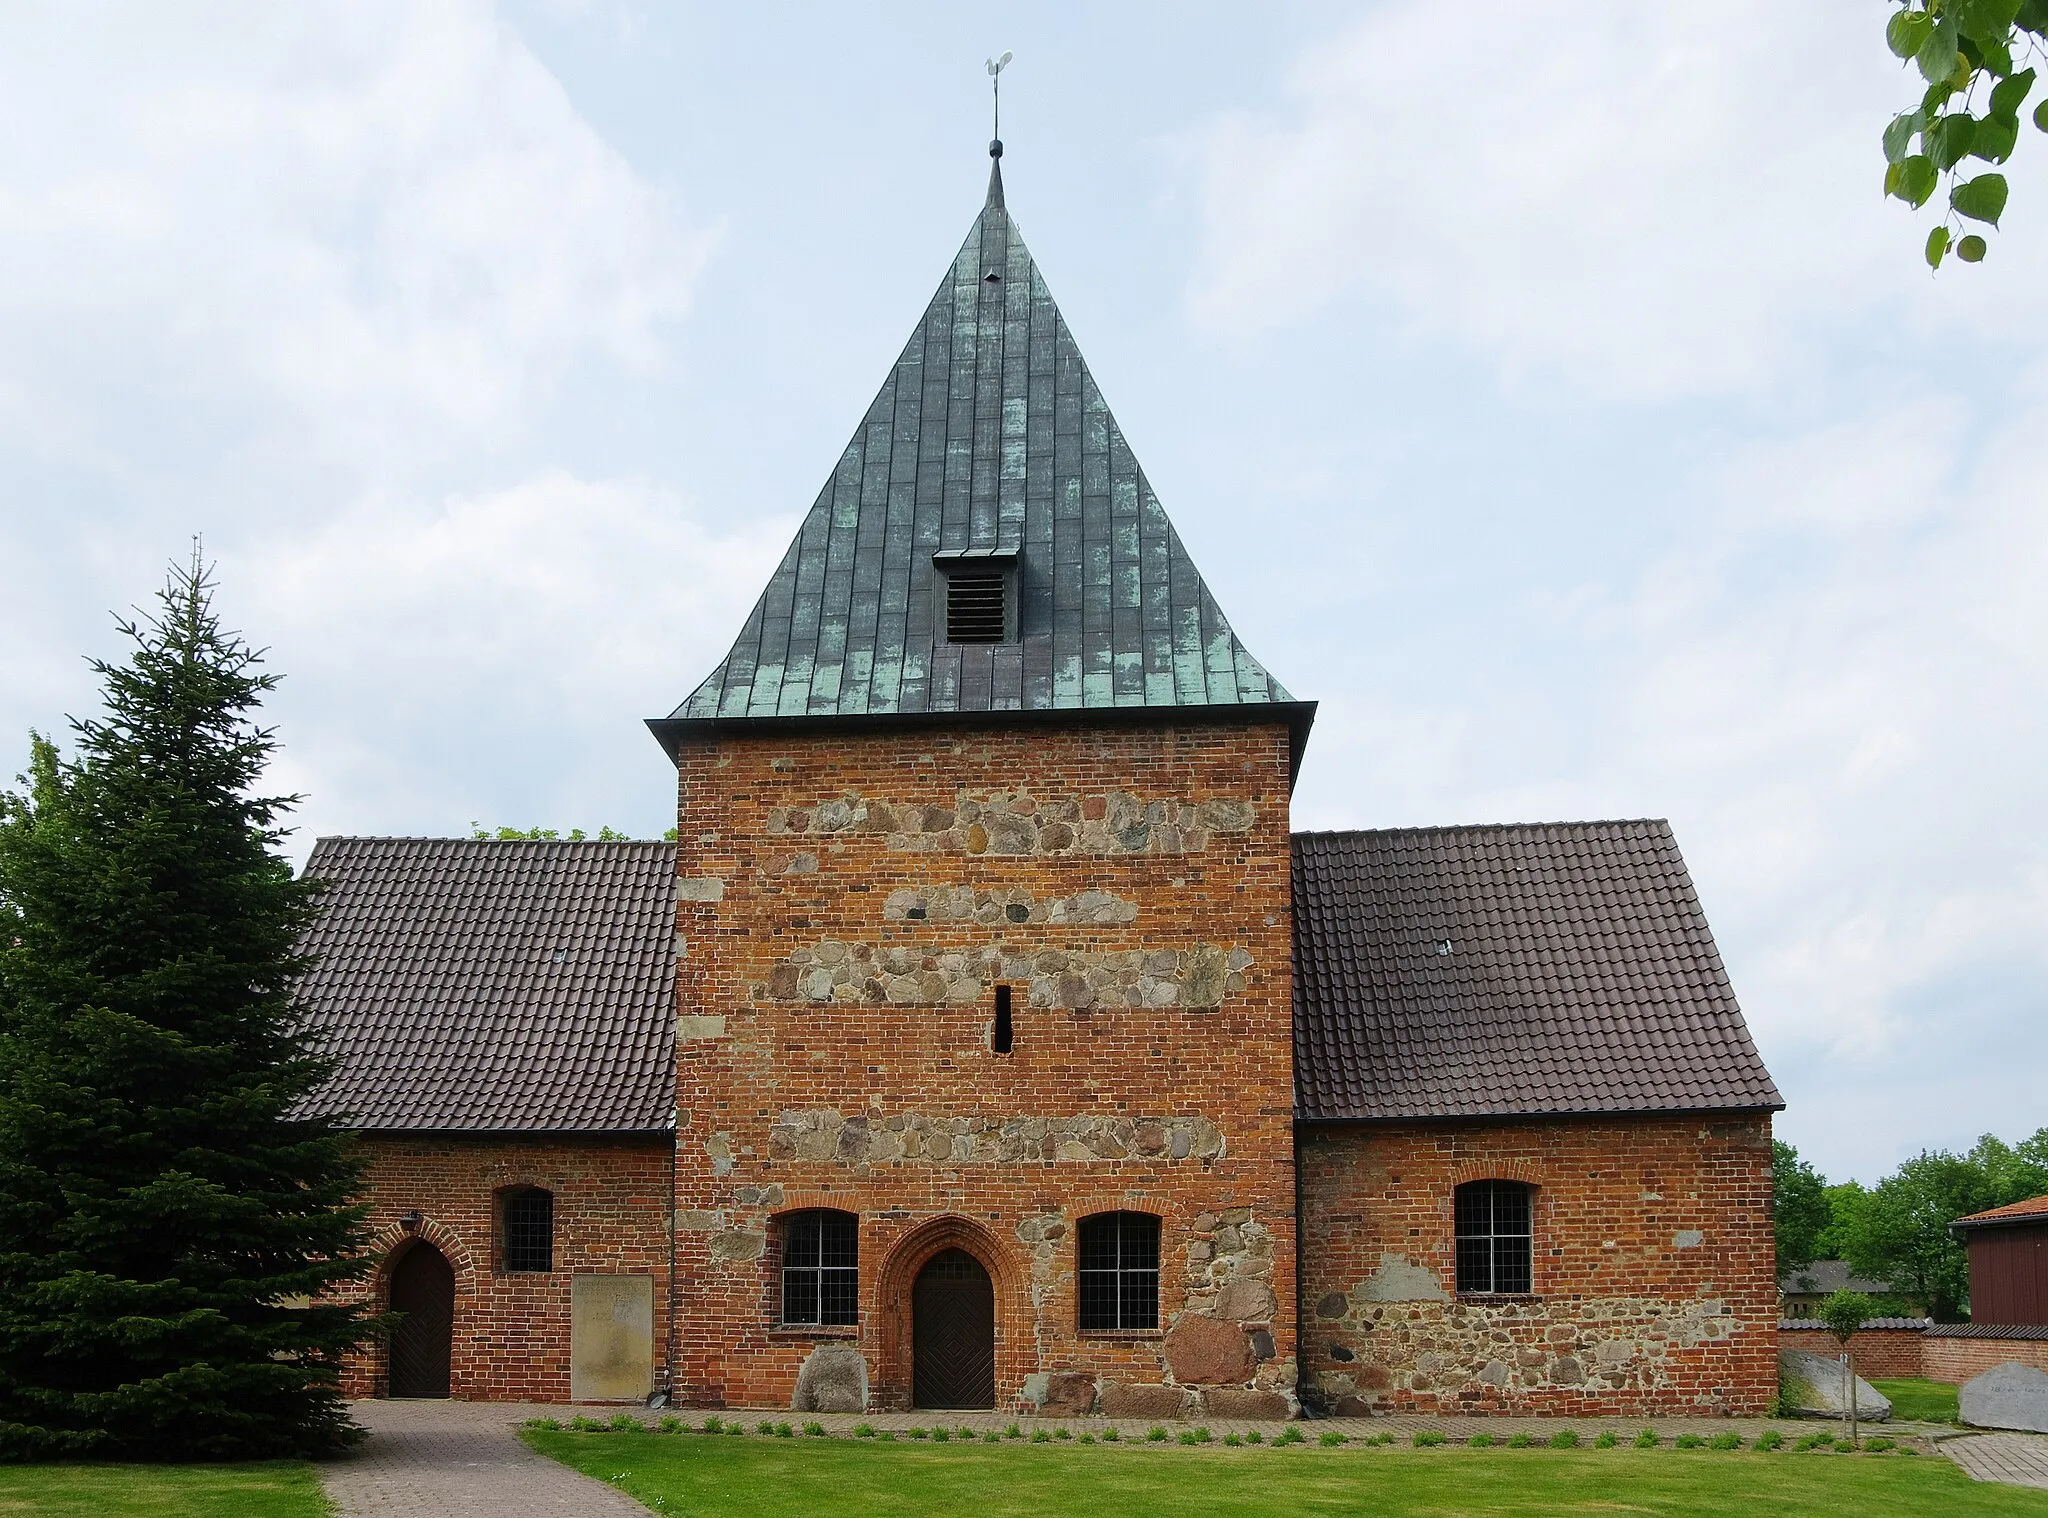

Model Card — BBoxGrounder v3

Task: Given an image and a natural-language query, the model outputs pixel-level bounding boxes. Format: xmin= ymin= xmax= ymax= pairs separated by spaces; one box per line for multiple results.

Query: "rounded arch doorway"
xmin=912 ymin=1248 xmax=995 ymax=1410
xmin=387 ymin=1241 xmax=455 ymax=1398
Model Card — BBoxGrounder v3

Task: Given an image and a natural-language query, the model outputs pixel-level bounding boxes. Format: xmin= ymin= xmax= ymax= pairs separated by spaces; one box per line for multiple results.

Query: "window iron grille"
xmin=503 ymin=1188 xmax=553 ymax=1273
xmin=782 ymin=1209 xmax=859 ymax=1326
xmin=1454 ymin=1180 xmax=1532 ymax=1295
xmin=1077 ymin=1211 xmax=1160 ymax=1331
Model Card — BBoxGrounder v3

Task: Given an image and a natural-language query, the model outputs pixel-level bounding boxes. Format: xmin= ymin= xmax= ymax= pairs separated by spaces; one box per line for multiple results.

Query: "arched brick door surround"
xmin=369 ymin=1220 xmax=477 ymax=1398
xmin=874 ymin=1216 xmax=1028 ymax=1411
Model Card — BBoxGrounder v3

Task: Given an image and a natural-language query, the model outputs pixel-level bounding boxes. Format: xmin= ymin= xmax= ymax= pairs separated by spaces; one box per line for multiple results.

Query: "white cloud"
xmin=1542 ymin=394 xmax=2048 ymax=1173
xmin=1185 ymin=1 xmax=2046 ymax=399
xmin=246 ymin=472 xmax=794 ymax=846
xmin=0 ymin=1 xmax=729 ymax=843
xmin=0 ymin=2 xmax=711 ymax=478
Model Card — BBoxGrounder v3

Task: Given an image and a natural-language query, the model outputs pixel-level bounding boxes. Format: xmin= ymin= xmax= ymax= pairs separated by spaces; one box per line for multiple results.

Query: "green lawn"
xmin=0 ymin=1461 xmax=327 ymax=1517
xmin=525 ymin=1429 xmax=2048 ymax=1517
xmin=1873 ymin=1377 xmax=1962 ymax=1423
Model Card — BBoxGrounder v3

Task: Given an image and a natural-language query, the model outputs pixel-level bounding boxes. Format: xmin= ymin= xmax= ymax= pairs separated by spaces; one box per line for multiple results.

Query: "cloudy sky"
xmin=3 ymin=2 xmax=2043 ymax=1184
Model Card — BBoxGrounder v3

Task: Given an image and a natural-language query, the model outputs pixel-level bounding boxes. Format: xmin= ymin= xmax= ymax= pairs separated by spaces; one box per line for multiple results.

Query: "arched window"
xmin=781 ymin=1210 xmax=858 ymax=1326
xmin=1455 ymin=1180 xmax=1533 ymax=1295
xmin=501 ymin=1187 xmax=554 ymax=1273
xmin=1077 ymin=1211 xmax=1160 ymax=1331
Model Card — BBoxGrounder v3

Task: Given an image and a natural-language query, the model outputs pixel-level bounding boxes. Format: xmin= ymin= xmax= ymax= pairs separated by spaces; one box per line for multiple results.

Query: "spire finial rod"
xmin=986 ymin=50 xmax=1013 ymax=159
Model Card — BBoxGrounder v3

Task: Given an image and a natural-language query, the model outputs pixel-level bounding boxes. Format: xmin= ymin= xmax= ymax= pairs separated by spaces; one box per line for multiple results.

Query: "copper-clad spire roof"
xmin=651 ymin=158 xmax=1309 ymax=767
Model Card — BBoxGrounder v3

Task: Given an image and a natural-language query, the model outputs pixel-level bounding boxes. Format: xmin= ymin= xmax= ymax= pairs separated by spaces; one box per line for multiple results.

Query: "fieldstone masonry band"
xmin=765 ymin=1111 xmax=1227 ymax=1166
xmin=763 ymin=790 xmax=1256 ymax=856
xmin=882 ymin=885 xmax=1138 ymax=925
xmin=765 ymin=940 xmax=1253 ymax=1009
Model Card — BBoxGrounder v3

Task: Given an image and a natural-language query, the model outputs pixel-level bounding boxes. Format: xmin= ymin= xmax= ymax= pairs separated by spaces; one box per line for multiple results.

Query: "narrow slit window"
xmin=992 ymin=984 xmax=1013 ymax=1054
xmin=945 ymin=572 xmax=1007 ymax=643
xmin=1077 ymin=1212 xmax=1161 ymax=1331
xmin=1454 ymin=1180 xmax=1534 ymax=1295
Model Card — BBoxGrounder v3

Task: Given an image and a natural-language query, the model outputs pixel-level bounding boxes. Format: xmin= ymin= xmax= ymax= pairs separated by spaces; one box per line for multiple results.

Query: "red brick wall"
xmin=336 ymin=1134 xmax=673 ymax=1401
xmin=1779 ymin=1327 xmax=1926 ymax=1379
xmin=1924 ymin=1334 xmax=2048 ymax=1383
xmin=1298 ymin=1115 xmax=1778 ymax=1417
xmin=668 ymin=720 xmax=1299 ymax=1414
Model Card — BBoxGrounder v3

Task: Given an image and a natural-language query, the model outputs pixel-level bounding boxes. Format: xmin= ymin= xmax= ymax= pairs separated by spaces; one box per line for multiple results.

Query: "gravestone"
xmin=1777 ymin=1347 xmax=1891 ymax=1421
xmin=1960 ymin=1361 xmax=2048 ymax=1433
xmin=570 ymin=1274 xmax=654 ymax=1402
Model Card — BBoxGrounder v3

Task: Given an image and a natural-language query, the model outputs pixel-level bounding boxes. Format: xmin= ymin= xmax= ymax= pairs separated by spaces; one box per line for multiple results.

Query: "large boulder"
xmin=1098 ymin=1382 xmax=1191 ymax=1421
xmin=790 ymin=1340 xmax=868 ymax=1413
xmin=1777 ymin=1347 xmax=1890 ymax=1421
xmin=1202 ymin=1387 xmax=1292 ymax=1420
xmin=1032 ymin=1371 xmax=1097 ymax=1416
xmin=1960 ymin=1361 xmax=2048 ymax=1433
xmin=1164 ymin=1315 xmax=1256 ymax=1385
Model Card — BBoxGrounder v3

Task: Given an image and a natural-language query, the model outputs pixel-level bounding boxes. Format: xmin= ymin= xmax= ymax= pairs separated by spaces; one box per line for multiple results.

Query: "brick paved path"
xmin=321 ymin=1401 xmax=651 ymax=1517
xmin=1942 ymin=1432 xmax=2048 ymax=1490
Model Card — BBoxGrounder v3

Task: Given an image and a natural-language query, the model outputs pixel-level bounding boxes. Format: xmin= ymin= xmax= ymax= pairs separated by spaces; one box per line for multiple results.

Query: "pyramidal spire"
xmin=651 ymin=141 xmax=1309 ymax=771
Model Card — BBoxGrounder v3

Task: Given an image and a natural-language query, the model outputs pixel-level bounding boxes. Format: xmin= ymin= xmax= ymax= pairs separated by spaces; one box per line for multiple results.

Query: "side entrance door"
xmin=911 ymin=1248 xmax=995 ymax=1409
xmin=388 ymin=1242 xmax=455 ymax=1398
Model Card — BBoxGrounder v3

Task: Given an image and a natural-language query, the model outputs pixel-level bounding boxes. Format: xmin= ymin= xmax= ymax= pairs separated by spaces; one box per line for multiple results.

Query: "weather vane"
xmin=986 ymin=50 xmax=1013 ymax=158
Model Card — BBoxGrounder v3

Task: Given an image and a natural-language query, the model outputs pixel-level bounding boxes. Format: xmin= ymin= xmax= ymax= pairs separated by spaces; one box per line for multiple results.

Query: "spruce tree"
xmin=0 ymin=554 xmax=370 ymax=1460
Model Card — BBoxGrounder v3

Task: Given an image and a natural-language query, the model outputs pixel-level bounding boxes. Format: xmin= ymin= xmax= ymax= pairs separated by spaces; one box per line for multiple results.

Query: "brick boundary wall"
xmin=1924 ymin=1333 xmax=2048 ymax=1384
xmin=1778 ymin=1325 xmax=1928 ymax=1379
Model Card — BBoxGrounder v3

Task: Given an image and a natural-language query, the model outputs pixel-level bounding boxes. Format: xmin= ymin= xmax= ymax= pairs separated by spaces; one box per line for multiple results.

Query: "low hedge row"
xmin=524 ymin=1415 xmax=1911 ymax=1455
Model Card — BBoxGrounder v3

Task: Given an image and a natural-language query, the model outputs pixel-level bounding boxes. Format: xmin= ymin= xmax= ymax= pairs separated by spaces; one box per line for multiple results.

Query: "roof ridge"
xmin=1291 ymin=818 xmax=1672 ymax=841
xmin=310 ymin=836 xmax=677 ymax=847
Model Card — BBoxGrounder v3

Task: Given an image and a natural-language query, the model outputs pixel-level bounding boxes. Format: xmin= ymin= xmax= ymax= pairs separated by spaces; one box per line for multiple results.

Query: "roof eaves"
xmin=647 ymin=699 xmax=1318 ymax=786
xmin=1293 ymin=1100 xmax=1787 ymax=1127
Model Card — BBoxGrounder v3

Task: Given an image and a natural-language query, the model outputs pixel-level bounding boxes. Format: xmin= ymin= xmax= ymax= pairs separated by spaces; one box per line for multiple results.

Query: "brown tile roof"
xmin=1953 ymin=1194 xmax=2048 ymax=1229
xmin=297 ymin=838 xmax=677 ymax=1133
xmin=1291 ymin=820 xmax=1783 ymax=1121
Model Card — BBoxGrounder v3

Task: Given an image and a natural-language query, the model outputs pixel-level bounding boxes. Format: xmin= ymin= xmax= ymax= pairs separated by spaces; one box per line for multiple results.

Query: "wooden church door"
xmin=912 ymin=1248 xmax=996 ymax=1409
xmin=388 ymin=1242 xmax=455 ymax=1397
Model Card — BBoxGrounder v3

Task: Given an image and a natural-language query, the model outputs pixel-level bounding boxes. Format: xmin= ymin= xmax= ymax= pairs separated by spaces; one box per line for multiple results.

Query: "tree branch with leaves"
xmin=1883 ymin=1 xmax=2047 ymax=265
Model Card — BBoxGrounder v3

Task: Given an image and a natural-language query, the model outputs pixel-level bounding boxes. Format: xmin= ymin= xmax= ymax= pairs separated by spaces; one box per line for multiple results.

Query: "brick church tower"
xmin=649 ymin=149 xmax=1315 ymax=1416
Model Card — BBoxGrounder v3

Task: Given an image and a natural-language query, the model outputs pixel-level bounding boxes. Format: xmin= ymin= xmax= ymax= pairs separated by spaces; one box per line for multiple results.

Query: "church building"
xmin=302 ymin=149 xmax=1785 ymax=1419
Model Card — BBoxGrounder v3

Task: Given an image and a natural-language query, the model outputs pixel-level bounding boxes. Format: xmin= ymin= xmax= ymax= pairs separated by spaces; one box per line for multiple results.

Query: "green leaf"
xmin=1918 ymin=17 xmax=1960 ymax=83
xmin=1929 ymin=113 xmax=1978 ymax=167
xmin=1973 ymin=113 xmax=2019 ymax=160
xmin=1958 ymin=0 xmax=2023 ymax=41
xmin=1924 ymin=79 xmax=1958 ymax=114
xmin=1898 ymin=154 xmax=1940 ymax=206
xmin=1926 ymin=225 xmax=1952 ymax=267
xmin=1990 ymin=68 xmax=2037 ymax=119
xmin=1890 ymin=8 xmax=1935 ymax=58
xmin=2035 ymin=97 xmax=2048 ymax=130
xmin=1958 ymin=233 xmax=1988 ymax=260
xmin=1952 ymin=170 xmax=2010 ymax=224
xmin=1884 ymin=110 xmax=1924 ymax=163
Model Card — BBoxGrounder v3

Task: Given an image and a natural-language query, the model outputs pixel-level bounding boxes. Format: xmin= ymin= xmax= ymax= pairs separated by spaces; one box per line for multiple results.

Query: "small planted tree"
xmin=1820 ymin=1289 xmax=1878 ymax=1449
xmin=0 ymin=555 xmax=371 ymax=1460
